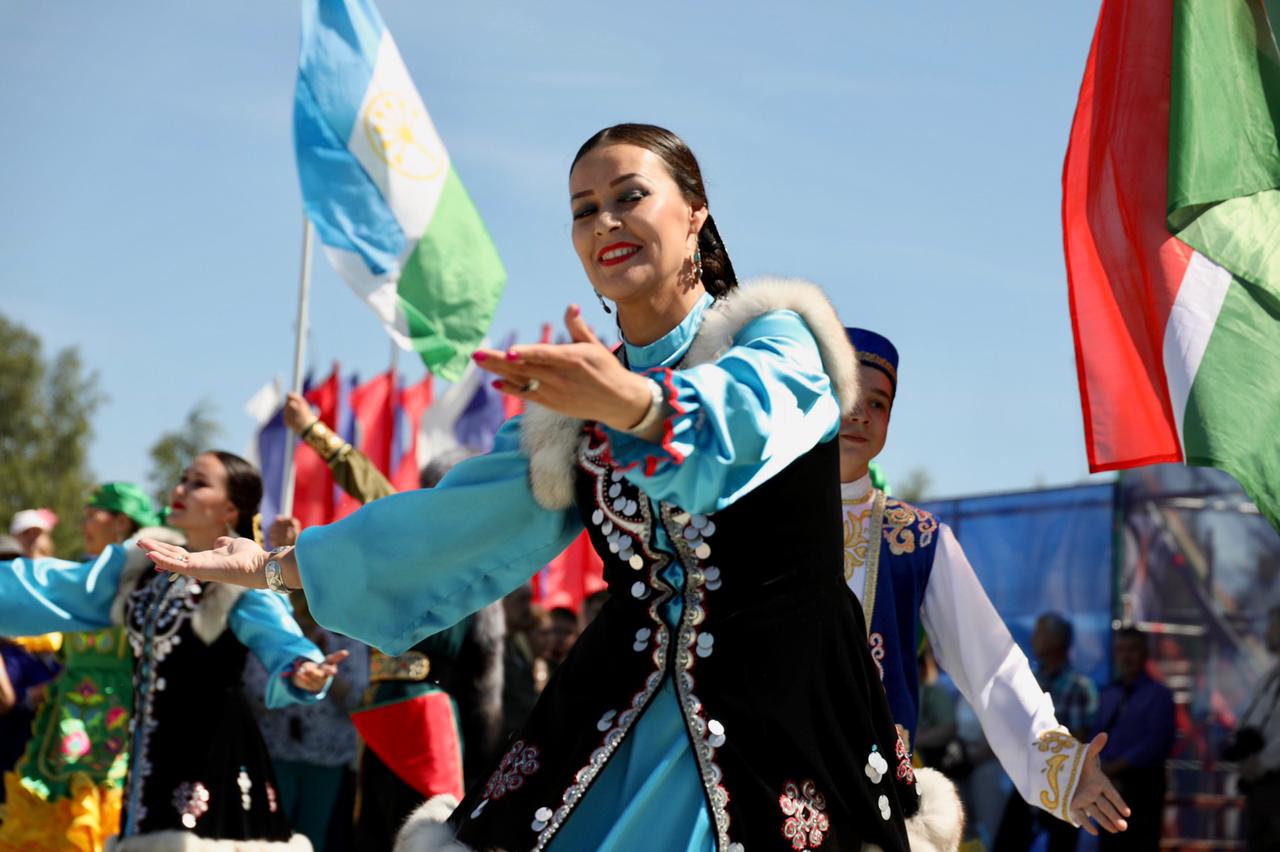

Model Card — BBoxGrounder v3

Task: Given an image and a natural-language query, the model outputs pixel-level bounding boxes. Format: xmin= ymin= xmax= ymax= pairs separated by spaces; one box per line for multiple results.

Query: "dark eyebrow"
xmin=570 ymin=173 xmax=645 ymax=201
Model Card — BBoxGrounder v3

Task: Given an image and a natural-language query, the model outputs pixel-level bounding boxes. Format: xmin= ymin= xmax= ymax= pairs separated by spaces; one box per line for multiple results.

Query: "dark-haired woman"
xmin=0 ymin=452 xmax=342 ymax=850
xmin=143 ymin=126 xmax=952 ymax=852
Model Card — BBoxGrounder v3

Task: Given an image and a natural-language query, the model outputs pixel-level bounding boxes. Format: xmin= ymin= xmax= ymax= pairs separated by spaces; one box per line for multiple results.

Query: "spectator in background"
xmin=1232 ymin=605 xmax=1280 ymax=852
xmin=1093 ymin=625 xmax=1174 ymax=851
xmin=995 ymin=612 xmax=1099 ymax=852
xmin=245 ymin=591 xmax=369 ymax=852
xmin=9 ymin=509 xmax=57 ymax=558
xmin=546 ymin=606 xmax=580 ymax=670
xmin=501 ymin=583 xmax=540 ymax=740
xmin=914 ymin=644 xmax=958 ymax=771
xmin=0 ymin=639 xmax=59 ymax=803
xmin=581 ymin=589 xmax=609 ymax=627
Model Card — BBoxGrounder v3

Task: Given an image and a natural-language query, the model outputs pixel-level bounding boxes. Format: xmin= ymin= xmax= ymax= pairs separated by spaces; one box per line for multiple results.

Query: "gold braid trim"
xmin=301 ymin=419 xmax=350 ymax=463
xmin=862 ymin=489 xmax=888 ymax=633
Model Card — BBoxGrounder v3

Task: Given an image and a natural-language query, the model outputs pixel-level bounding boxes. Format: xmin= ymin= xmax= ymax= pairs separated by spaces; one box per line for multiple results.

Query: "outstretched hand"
xmin=137 ymin=536 xmax=269 ymax=589
xmin=1068 ymin=733 xmax=1131 ymax=835
xmin=291 ymin=650 xmax=349 ymax=693
xmin=473 ymin=305 xmax=653 ymax=431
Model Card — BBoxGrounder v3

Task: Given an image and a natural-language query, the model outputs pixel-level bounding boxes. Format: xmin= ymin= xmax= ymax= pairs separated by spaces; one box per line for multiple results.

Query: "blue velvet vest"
xmin=863 ymin=496 xmax=939 ymax=748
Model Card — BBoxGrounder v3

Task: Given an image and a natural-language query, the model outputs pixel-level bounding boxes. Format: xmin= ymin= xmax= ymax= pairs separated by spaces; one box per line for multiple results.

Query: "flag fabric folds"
xmin=294 ymin=0 xmax=506 ymax=381
xmin=1064 ymin=0 xmax=1280 ymax=530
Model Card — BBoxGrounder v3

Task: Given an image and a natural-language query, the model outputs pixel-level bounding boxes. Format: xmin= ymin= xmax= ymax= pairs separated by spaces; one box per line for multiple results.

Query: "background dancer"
xmin=0 ymin=452 xmax=343 ymax=849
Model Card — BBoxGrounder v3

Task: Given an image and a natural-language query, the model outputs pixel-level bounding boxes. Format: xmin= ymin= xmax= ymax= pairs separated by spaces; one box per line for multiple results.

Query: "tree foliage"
xmin=146 ymin=400 xmax=223 ymax=504
xmin=0 ymin=313 xmax=105 ymax=557
xmin=896 ymin=467 xmax=934 ymax=504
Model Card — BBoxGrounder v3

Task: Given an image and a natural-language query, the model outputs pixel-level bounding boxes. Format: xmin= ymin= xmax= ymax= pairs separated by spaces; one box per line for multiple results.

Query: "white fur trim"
xmin=107 ymin=831 xmax=312 ymax=851
xmin=110 ymin=533 xmax=247 ymax=645
xmin=519 ymin=402 xmax=584 ymax=511
xmin=521 ymin=278 xmax=857 ymax=511
xmin=904 ymin=767 xmax=965 ymax=852
xmin=393 ymin=795 xmax=477 ymax=852
xmin=683 ymin=277 xmax=859 ymax=415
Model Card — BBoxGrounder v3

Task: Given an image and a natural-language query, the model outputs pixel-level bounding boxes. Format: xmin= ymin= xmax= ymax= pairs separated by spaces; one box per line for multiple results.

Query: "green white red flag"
xmin=1064 ymin=0 xmax=1280 ymax=530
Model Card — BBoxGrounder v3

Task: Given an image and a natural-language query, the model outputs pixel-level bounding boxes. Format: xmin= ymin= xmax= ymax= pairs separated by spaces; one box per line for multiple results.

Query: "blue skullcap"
xmin=845 ymin=327 xmax=898 ymax=393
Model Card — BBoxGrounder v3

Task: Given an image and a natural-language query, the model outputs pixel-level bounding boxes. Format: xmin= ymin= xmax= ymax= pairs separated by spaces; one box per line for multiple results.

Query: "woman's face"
xmin=569 ymin=143 xmax=707 ymax=305
xmin=166 ymin=453 xmax=237 ymax=535
xmin=80 ymin=507 xmax=132 ymax=556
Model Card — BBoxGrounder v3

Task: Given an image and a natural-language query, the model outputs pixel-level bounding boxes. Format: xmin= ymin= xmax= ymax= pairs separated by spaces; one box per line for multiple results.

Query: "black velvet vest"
xmin=451 ymin=430 xmax=919 ymax=852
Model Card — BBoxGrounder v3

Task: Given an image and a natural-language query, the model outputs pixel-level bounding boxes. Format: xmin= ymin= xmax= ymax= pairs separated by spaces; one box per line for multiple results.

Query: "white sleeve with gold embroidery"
xmin=920 ymin=524 xmax=1087 ymax=824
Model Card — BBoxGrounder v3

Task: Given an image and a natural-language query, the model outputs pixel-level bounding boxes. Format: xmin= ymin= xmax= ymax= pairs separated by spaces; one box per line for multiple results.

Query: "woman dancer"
xmin=0 ymin=453 xmax=343 ymax=850
xmin=143 ymin=126 xmax=952 ymax=851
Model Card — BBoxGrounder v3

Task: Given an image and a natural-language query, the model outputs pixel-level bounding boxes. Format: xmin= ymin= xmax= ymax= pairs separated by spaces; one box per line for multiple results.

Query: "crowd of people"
xmin=0 ymin=123 xmax=1275 ymax=851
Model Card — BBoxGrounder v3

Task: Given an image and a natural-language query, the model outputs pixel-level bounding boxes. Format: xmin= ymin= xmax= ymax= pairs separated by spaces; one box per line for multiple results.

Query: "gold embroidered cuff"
xmin=301 ymin=419 xmax=350 ymax=463
xmin=370 ymin=650 xmax=431 ymax=683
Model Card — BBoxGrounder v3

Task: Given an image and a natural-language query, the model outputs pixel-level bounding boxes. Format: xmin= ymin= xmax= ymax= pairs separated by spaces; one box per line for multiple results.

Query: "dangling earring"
xmin=595 ymin=290 xmax=612 ymax=314
xmin=693 ymin=249 xmax=703 ymax=283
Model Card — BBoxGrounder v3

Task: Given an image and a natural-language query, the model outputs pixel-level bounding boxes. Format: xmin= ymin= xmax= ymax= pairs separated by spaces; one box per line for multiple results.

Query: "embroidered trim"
xmin=526 ymin=435 xmax=676 ymax=851
xmin=483 ymin=740 xmax=542 ymax=801
xmin=370 ymin=649 xmax=431 ymax=682
xmin=861 ymin=489 xmax=888 ymax=632
xmin=1035 ymin=729 xmax=1084 ymax=819
xmin=660 ymin=502 xmax=732 ymax=849
xmin=868 ymin=632 xmax=886 ymax=681
xmin=881 ymin=500 xmax=938 ymax=557
xmin=637 ymin=367 xmax=687 ymax=476
xmin=779 ymin=779 xmax=830 ymax=850
xmin=172 ymin=780 xmax=210 ymax=829
xmin=894 ymin=732 xmax=915 ymax=785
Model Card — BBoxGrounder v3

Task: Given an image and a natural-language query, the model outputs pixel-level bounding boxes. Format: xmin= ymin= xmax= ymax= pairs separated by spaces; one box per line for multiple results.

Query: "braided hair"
xmin=572 ymin=124 xmax=738 ymax=298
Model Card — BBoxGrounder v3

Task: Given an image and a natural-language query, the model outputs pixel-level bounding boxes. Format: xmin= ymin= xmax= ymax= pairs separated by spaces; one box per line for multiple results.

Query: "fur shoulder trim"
xmin=107 ymin=830 xmax=313 ymax=851
xmin=520 ymin=402 xmax=584 ymax=511
xmin=520 ymin=278 xmax=857 ymax=511
xmin=905 ymin=767 xmax=965 ymax=852
xmin=393 ymin=795 xmax=478 ymax=852
xmin=683 ymin=277 xmax=859 ymax=415
xmin=110 ymin=527 xmax=185 ymax=627
xmin=191 ymin=582 xmax=248 ymax=646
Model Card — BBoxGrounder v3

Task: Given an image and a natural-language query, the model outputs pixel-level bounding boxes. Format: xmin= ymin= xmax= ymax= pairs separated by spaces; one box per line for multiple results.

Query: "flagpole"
xmin=280 ymin=216 xmax=315 ymax=519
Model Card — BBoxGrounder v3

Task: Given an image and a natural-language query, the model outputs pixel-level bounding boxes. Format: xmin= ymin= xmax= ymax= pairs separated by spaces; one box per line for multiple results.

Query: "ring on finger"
xmin=521 ymin=378 xmax=541 ymax=393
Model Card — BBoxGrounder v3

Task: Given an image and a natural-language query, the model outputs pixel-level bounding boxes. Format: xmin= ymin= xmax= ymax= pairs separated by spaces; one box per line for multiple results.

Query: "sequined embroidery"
xmin=525 ymin=433 xmax=675 ymax=850
xmin=779 ymin=779 xmax=830 ymax=850
xmin=172 ymin=781 xmax=210 ymax=829
xmin=483 ymin=740 xmax=542 ymax=801
xmin=842 ymin=504 xmax=872 ymax=582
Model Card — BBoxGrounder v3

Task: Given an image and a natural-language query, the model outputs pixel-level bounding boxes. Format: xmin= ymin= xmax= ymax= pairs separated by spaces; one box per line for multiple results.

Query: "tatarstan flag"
xmin=1064 ymin=0 xmax=1280 ymax=530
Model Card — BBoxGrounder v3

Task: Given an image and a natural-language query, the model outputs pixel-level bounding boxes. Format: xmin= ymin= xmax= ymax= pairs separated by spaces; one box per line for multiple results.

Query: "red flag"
xmin=293 ymin=366 xmax=340 ymax=527
xmin=535 ymin=532 xmax=606 ymax=615
xmin=335 ymin=370 xmax=396 ymax=519
xmin=391 ymin=375 xmax=434 ymax=492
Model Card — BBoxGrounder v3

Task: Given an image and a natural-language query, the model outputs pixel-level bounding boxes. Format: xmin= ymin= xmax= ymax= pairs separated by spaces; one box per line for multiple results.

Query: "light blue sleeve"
xmin=228 ymin=589 xmax=328 ymax=709
xmin=296 ymin=417 xmax=584 ymax=655
xmin=605 ymin=309 xmax=842 ymax=514
xmin=0 ymin=547 xmax=126 ymax=634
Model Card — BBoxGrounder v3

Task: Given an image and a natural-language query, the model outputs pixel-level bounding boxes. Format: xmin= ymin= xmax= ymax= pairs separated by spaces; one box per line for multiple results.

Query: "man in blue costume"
xmin=839 ymin=327 xmax=1131 ymax=838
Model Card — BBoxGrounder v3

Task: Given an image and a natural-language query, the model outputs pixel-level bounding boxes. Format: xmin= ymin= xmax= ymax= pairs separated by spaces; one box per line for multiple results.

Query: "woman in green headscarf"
xmin=0 ymin=483 xmax=160 ymax=852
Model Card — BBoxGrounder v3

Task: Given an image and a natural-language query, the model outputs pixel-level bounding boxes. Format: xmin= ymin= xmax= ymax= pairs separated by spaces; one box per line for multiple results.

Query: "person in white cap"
xmin=9 ymin=508 xmax=57 ymax=558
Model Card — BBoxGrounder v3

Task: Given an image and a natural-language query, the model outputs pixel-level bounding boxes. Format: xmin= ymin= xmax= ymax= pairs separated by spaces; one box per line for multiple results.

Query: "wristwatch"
xmin=264 ymin=547 xmax=294 ymax=593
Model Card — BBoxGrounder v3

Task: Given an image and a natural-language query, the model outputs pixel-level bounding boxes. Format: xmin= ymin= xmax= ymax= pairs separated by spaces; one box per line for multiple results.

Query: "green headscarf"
xmin=88 ymin=482 xmax=161 ymax=528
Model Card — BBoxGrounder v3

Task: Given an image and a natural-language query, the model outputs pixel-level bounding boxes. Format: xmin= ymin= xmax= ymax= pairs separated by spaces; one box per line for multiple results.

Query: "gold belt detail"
xmin=370 ymin=650 xmax=431 ymax=683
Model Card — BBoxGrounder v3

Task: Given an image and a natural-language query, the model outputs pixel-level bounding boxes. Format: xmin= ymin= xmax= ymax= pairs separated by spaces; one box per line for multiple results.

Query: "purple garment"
xmin=1093 ymin=672 xmax=1176 ymax=769
xmin=0 ymin=642 xmax=59 ymax=784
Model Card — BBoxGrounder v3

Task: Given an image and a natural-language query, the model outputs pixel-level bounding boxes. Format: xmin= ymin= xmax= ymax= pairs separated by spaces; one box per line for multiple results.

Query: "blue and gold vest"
xmin=852 ymin=493 xmax=939 ymax=748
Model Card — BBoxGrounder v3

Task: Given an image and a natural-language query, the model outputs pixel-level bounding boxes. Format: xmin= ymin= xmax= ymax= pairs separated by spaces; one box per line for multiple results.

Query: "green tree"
xmin=146 ymin=400 xmax=223 ymax=504
xmin=896 ymin=468 xmax=933 ymax=504
xmin=0 ymin=314 xmax=105 ymax=557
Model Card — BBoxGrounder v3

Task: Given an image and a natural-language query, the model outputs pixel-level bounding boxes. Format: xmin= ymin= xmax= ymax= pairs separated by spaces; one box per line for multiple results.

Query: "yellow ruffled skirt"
xmin=0 ymin=771 xmax=122 ymax=852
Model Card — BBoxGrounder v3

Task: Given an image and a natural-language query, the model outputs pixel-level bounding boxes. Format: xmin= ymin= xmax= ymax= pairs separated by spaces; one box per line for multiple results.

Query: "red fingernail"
xmin=571 ymin=304 xmax=581 ymax=318
xmin=492 ymin=380 xmax=503 ymax=390
xmin=473 ymin=351 xmax=487 ymax=362
xmin=506 ymin=350 xmax=519 ymax=362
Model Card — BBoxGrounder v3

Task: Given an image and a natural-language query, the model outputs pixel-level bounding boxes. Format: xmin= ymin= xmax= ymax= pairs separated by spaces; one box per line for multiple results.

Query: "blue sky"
xmin=1 ymin=1 xmax=1110 ymax=500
